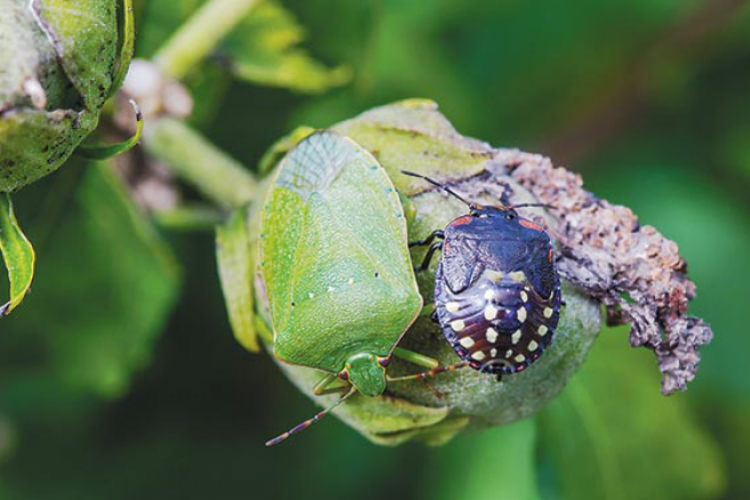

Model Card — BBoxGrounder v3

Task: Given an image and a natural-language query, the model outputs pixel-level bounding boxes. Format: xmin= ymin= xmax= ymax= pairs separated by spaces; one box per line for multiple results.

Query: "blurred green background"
xmin=2 ymin=0 xmax=749 ymax=498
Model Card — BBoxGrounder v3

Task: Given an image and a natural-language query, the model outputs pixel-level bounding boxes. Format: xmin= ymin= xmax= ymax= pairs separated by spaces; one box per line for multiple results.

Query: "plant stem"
xmin=153 ymin=0 xmax=261 ymax=79
xmin=154 ymin=205 xmax=225 ymax=232
xmin=145 ymin=118 xmax=257 ymax=209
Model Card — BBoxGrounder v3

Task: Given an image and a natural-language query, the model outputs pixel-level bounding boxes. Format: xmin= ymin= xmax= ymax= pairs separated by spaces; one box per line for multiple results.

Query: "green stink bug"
xmin=261 ymin=131 xmax=443 ymax=445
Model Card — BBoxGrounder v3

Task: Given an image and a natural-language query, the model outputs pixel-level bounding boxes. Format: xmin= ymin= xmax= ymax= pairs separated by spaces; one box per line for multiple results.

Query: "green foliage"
xmin=1 ymin=0 xmax=747 ymax=497
xmin=221 ymin=0 xmax=351 ymax=93
xmin=76 ymin=100 xmax=143 ymax=160
xmin=427 ymin=420 xmax=542 ymax=500
xmin=109 ymin=0 xmax=137 ymax=98
xmin=0 ymin=195 xmax=34 ymax=316
xmin=4 ymin=163 xmax=179 ymax=396
xmin=216 ymin=208 xmax=258 ymax=352
xmin=538 ymin=330 xmax=725 ymax=500
xmin=138 ymin=0 xmax=349 ymax=96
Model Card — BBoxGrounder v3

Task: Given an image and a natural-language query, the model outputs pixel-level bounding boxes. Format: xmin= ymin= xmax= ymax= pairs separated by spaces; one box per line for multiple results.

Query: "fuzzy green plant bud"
xmin=226 ymin=99 xmax=710 ymax=446
xmin=243 ymin=100 xmax=601 ymax=446
xmin=0 ymin=0 xmax=130 ymax=192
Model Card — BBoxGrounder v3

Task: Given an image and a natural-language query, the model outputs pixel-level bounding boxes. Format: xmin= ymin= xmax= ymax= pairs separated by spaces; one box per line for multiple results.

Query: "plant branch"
xmin=153 ymin=0 xmax=261 ymax=79
xmin=145 ymin=118 xmax=257 ymax=209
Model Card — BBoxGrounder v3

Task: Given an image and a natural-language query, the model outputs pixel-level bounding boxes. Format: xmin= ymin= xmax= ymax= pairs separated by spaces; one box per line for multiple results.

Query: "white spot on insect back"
xmin=490 ymin=348 xmax=498 ymax=357
xmin=520 ymin=291 xmax=528 ymax=302
xmin=505 ymin=349 xmax=513 ymax=358
xmin=459 ymin=337 xmax=475 ymax=348
xmin=471 ymin=351 xmax=486 ymax=361
xmin=511 ymin=330 xmax=522 ymax=344
xmin=484 ymin=305 xmax=498 ymax=321
xmin=446 ymin=302 xmax=460 ymax=313
xmin=486 ymin=328 xmax=498 ymax=343
xmin=484 ymin=289 xmax=496 ymax=300
xmin=544 ymin=307 xmax=554 ymax=318
xmin=528 ymin=340 xmax=539 ymax=351
xmin=514 ymin=354 xmax=526 ymax=363
xmin=517 ymin=307 xmax=527 ymax=323
xmin=451 ymin=319 xmax=466 ymax=332
xmin=538 ymin=325 xmax=549 ymax=336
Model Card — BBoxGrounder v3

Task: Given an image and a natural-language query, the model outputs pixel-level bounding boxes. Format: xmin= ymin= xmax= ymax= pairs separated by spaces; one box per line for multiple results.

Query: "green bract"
xmin=249 ymin=100 xmax=601 ymax=445
xmin=0 ymin=0 xmax=132 ymax=192
xmin=260 ymin=131 xmax=423 ymax=398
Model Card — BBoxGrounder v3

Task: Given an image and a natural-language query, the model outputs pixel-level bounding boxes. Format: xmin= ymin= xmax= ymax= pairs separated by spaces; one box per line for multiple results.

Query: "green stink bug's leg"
xmin=265 ymin=387 xmax=357 ymax=447
xmin=409 ymin=230 xmax=444 ymax=248
xmin=416 ymin=241 xmax=443 ymax=272
xmin=392 ymin=347 xmax=439 ymax=369
xmin=387 ymin=362 xmax=470 ymax=384
xmin=312 ymin=372 xmax=339 ymax=396
xmin=314 ymin=385 xmax=352 ymax=396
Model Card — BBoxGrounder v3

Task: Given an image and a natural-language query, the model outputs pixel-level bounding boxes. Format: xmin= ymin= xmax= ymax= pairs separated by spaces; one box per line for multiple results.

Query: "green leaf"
xmin=135 ymin=0 xmax=205 ymax=58
xmin=0 ymin=194 xmax=35 ymax=316
xmin=108 ymin=0 xmax=136 ymax=98
xmin=76 ymin=100 xmax=143 ymax=160
xmin=538 ymin=329 xmax=726 ymax=500
xmin=6 ymin=162 xmax=180 ymax=396
xmin=428 ymin=420 xmax=541 ymax=500
xmin=216 ymin=208 xmax=258 ymax=352
xmin=31 ymin=0 xmax=119 ymax=110
xmin=222 ymin=0 xmax=351 ymax=93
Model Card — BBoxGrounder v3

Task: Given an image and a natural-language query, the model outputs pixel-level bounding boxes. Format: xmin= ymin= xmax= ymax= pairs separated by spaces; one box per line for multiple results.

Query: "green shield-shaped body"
xmin=261 ymin=131 xmax=422 ymax=386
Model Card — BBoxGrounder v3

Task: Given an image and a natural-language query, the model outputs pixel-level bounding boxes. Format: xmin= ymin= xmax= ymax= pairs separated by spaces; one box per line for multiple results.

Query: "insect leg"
xmin=387 ymin=362 xmax=470 ymax=384
xmin=392 ymin=347 xmax=440 ymax=369
xmin=312 ymin=372 xmax=339 ymax=395
xmin=314 ymin=385 xmax=352 ymax=396
xmin=416 ymin=241 xmax=443 ymax=272
xmin=409 ymin=230 xmax=444 ymax=248
xmin=265 ymin=387 xmax=357 ymax=447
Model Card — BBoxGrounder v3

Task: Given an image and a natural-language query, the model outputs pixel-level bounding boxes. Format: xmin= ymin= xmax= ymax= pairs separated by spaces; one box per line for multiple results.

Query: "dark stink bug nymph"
xmin=403 ymin=171 xmax=563 ymax=379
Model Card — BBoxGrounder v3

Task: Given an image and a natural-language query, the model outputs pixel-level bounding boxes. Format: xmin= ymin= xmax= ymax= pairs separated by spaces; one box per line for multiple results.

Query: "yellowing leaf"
xmin=0 ymin=194 xmax=35 ymax=316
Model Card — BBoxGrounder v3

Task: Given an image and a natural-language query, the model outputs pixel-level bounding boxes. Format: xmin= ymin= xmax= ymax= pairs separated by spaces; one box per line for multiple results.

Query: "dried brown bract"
xmin=496 ymin=149 xmax=712 ymax=395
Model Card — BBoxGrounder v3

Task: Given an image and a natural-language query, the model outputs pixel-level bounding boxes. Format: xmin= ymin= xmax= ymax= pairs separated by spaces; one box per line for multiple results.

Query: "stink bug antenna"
xmin=265 ymin=387 xmax=357 ymax=447
xmin=401 ymin=171 xmax=472 ymax=207
xmin=508 ymin=202 xmax=555 ymax=210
